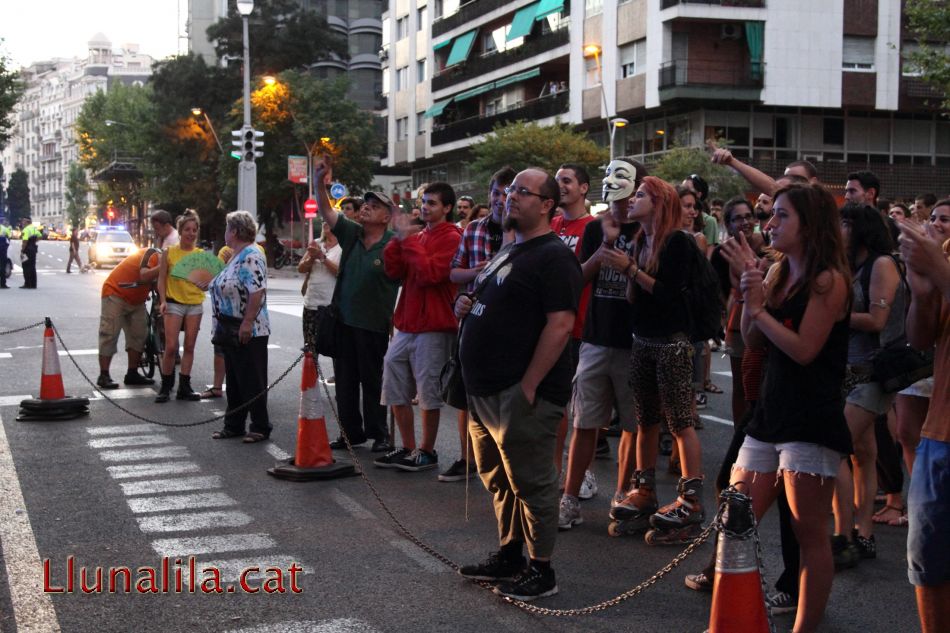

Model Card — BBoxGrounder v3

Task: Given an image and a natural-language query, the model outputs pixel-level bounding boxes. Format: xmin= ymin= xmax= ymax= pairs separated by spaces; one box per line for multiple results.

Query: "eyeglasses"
xmin=505 ymin=185 xmax=549 ymax=200
xmin=730 ymin=214 xmax=753 ymax=224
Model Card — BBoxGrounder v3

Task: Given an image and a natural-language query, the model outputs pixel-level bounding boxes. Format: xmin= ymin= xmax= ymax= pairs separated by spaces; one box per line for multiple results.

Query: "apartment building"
xmin=382 ymin=0 xmax=949 ymax=199
xmin=1 ymin=35 xmax=154 ymax=228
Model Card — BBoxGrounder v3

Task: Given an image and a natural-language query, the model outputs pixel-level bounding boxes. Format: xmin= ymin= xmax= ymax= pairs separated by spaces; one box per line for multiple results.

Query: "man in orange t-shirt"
xmin=97 ymin=249 xmax=161 ymax=389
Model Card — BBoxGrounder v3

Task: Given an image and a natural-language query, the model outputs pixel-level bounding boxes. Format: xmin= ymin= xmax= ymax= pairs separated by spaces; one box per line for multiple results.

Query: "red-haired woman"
xmin=733 ymin=184 xmax=852 ymax=633
xmin=609 ymin=176 xmax=707 ymax=544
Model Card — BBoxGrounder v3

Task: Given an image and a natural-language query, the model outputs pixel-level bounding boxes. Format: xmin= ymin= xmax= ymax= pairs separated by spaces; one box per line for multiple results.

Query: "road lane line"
xmin=265 ymin=444 xmax=292 ymax=461
xmin=713 ymin=370 xmax=733 ymax=377
xmin=99 ymin=446 xmax=190 ymax=462
xmin=0 ymin=395 xmax=33 ymax=407
xmin=0 ymin=353 xmax=11 ymax=359
xmin=699 ymin=414 xmax=733 ymax=427
xmin=151 ymin=533 xmax=277 ymax=558
xmin=184 ymin=555 xmax=308 ymax=584
xmin=88 ymin=388 xmax=160 ymax=401
xmin=56 ymin=349 xmax=98 ymax=356
xmin=88 ymin=423 xmax=159 ymax=436
xmin=329 ymin=490 xmax=374 ymax=520
xmin=227 ymin=619 xmax=381 ymax=633
xmin=107 ymin=462 xmax=202 ymax=479
xmin=88 ymin=434 xmax=172 ymax=449
xmin=387 ymin=540 xmax=447 ymax=573
xmin=137 ymin=510 xmax=254 ymax=533
xmin=0 ymin=412 xmax=62 ymax=632
xmin=127 ymin=492 xmax=237 ymax=514
xmin=267 ymin=305 xmax=303 ymax=318
xmin=120 ymin=475 xmax=223 ymax=496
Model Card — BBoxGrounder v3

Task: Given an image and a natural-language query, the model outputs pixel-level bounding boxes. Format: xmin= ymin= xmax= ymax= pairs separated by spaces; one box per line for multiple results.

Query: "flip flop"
xmin=888 ymin=513 xmax=908 ymax=527
xmin=243 ymin=432 xmax=269 ymax=444
xmin=872 ymin=504 xmax=905 ymax=525
xmin=704 ymin=381 xmax=723 ymax=394
xmin=212 ymin=429 xmax=244 ymax=440
xmin=200 ymin=388 xmax=223 ymax=399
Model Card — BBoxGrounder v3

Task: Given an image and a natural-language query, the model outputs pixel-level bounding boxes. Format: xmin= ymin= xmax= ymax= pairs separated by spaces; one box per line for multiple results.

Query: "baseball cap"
xmin=363 ymin=191 xmax=395 ymax=210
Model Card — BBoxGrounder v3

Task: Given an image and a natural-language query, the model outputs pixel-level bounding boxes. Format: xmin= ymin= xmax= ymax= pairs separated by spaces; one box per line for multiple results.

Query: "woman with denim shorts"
xmin=731 ymin=184 xmax=852 ymax=633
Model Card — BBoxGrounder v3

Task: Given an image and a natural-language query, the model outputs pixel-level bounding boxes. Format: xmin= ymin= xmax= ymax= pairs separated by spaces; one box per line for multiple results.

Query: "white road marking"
xmin=0 ymin=411 xmax=62 ymax=632
xmin=266 ymin=344 xmax=280 ymax=349
xmin=265 ymin=444 xmax=292 ymax=461
xmin=88 ymin=388 xmax=158 ymax=401
xmin=388 ymin=540 xmax=447 ymax=573
xmin=267 ymin=305 xmax=303 ymax=318
xmin=127 ymin=492 xmax=237 ymax=514
xmin=98 ymin=446 xmax=190 ymax=462
xmin=0 ymin=353 xmax=11 ymax=359
xmin=713 ymin=370 xmax=733 ymax=378
xmin=57 ymin=349 xmax=97 ymax=356
xmin=699 ymin=414 xmax=733 ymax=427
xmin=0 ymin=395 xmax=32 ymax=407
xmin=184 ymin=555 xmax=308 ymax=584
xmin=227 ymin=619 xmax=380 ymax=633
xmin=151 ymin=533 xmax=277 ymax=558
xmin=330 ymin=490 xmax=374 ymax=520
xmin=88 ymin=434 xmax=172 ymax=449
xmin=119 ymin=475 xmax=223 ymax=496
xmin=56 ymin=258 xmax=63 ymax=262
xmin=107 ymin=462 xmax=203 ymax=479
xmin=137 ymin=510 xmax=253 ymax=533
xmin=87 ymin=423 xmax=158 ymax=436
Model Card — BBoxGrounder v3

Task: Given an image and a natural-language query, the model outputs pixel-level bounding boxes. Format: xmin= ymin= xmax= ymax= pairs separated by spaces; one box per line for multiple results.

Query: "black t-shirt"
xmin=459 ymin=232 xmax=583 ymax=407
xmin=629 ymin=230 xmax=692 ymax=338
xmin=486 ymin=218 xmax=503 ymax=255
xmin=580 ymin=219 xmax=638 ymax=348
xmin=710 ymin=245 xmax=732 ymax=300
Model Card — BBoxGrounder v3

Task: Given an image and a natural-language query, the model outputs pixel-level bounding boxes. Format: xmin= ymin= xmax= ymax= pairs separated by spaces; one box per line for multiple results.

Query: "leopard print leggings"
xmin=629 ymin=335 xmax=696 ymax=433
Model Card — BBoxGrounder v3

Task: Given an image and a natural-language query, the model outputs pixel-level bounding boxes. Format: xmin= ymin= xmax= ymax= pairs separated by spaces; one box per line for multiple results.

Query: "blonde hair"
xmin=176 ymin=210 xmax=199 ymax=233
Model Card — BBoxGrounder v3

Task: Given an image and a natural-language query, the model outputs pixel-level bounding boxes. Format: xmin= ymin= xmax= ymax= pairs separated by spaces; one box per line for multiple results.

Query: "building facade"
xmin=382 ymin=0 xmax=949 ymax=199
xmin=1 ymin=35 xmax=154 ymax=228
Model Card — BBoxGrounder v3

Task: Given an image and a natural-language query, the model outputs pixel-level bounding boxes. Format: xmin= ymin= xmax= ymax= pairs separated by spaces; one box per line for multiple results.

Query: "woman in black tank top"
xmin=731 ymin=184 xmax=851 ymax=633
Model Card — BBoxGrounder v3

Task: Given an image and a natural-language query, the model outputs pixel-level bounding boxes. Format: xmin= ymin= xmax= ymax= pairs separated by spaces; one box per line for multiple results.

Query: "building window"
xmin=585 ymin=57 xmax=601 ymax=87
xmin=842 ymin=36 xmax=875 ymax=71
xmin=585 ymin=0 xmax=603 ymax=15
xmin=416 ymin=112 xmax=426 ymax=135
xmin=619 ymin=38 xmax=646 ymax=79
xmin=485 ymin=97 xmax=503 ymax=116
xmin=396 ymin=66 xmax=409 ymax=91
xmin=482 ymin=31 xmax=497 ymax=55
xmin=901 ymin=42 xmax=922 ymax=77
xmin=417 ymin=6 xmax=427 ymax=30
xmin=417 ymin=58 xmax=427 ymax=82
xmin=823 ymin=117 xmax=844 ymax=146
xmin=396 ymin=16 xmax=409 ymax=40
xmin=433 ymin=0 xmax=443 ymax=19
xmin=396 ymin=117 xmax=409 ymax=140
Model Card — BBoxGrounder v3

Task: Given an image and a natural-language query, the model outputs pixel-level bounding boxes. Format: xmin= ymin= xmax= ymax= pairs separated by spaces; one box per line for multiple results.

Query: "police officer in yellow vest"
xmin=20 ymin=221 xmax=40 ymax=289
xmin=0 ymin=222 xmax=11 ymax=289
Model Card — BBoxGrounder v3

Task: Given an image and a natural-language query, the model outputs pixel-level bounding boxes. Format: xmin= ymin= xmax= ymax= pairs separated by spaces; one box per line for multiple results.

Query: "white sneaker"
xmin=558 ymin=495 xmax=583 ymax=530
xmin=578 ymin=469 xmax=598 ymax=500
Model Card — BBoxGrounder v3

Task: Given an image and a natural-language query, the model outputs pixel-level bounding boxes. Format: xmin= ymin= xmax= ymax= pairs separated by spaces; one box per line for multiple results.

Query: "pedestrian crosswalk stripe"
xmin=120 ymin=475 xmax=223 ymax=496
xmin=136 ymin=510 xmax=253 ymax=533
xmin=127 ymin=492 xmax=237 ymax=514
xmin=265 ymin=444 xmax=292 ymax=461
xmin=88 ymin=434 xmax=172 ymax=449
xmin=88 ymin=424 xmax=158 ymax=436
xmin=227 ymin=619 xmax=381 ymax=633
xmin=699 ymin=414 xmax=733 ymax=427
xmin=88 ymin=388 xmax=158 ymax=401
xmin=151 ymin=533 xmax=277 ymax=558
xmin=107 ymin=461 xmax=202 ymax=479
xmin=0 ymin=353 xmax=11 ymax=359
xmin=99 ymin=446 xmax=190 ymax=462
xmin=0 ymin=395 xmax=32 ymax=406
xmin=183 ymin=555 xmax=308 ymax=584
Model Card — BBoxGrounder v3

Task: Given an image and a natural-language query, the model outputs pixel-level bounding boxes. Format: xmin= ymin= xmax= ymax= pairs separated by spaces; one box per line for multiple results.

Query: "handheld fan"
xmin=169 ymin=251 xmax=225 ymax=286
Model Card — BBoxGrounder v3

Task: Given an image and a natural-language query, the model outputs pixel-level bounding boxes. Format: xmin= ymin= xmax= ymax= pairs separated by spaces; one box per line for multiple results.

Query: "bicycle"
xmin=273 ymin=241 xmax=303 ymax=270
xmin=117 ymin=248 xmax=165 ymax=379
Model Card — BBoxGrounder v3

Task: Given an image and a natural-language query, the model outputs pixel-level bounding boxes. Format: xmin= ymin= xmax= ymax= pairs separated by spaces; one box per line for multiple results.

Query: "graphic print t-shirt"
xmin=551 ymin=213 xmax=596 ymax=339
xmin=580 ymin=219 xmax=638 ymax=349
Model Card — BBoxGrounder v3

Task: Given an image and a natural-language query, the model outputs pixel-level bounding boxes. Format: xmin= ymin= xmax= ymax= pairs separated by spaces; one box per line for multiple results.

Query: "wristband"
xmin=603 ymin=239 xmax=616 ymax=248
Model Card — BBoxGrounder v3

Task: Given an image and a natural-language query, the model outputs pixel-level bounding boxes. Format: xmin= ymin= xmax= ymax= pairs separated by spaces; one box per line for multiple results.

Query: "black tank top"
xmin=747 ymin=285 xmax=853 ymax=455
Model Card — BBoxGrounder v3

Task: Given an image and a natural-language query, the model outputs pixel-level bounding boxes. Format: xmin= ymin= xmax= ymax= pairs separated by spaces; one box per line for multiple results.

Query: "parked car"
xmin=87 ymin=227 xmax=138 ymax=268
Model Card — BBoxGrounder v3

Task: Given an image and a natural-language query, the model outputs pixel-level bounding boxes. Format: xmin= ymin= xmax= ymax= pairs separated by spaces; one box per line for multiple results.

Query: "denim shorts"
xmin=847 ymin=380 xmax=895 ymax=416
xmin=165 ymin=301 xmax=203 ymax=318
xmin=907 ymin=437 xmax=950 ymax=586
xmin=734 ymin=435 xmax=843 ymax=478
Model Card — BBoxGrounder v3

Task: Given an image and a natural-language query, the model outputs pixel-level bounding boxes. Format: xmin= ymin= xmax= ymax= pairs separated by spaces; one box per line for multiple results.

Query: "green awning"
xmin=493 ymin=67 xmax=541 ymax=89
xmin=445 ymin=30 xmax=477 ymax=66
xmin=455 ymin=82 xmax=496 ymax=101
xmin=534 ymin=0 xmax=564 ymax=20
xmin=507 ymin=3 xmax=538 ymax=41
xmin=433 ymin=38 xmax=453 ymax=51
xmin=424 ymin=98 xmax=453 ymax=118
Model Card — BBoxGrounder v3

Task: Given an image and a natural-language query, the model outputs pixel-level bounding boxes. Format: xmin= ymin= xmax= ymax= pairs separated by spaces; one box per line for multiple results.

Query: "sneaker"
xmin=123 ymin=372 xmax=154 ymax=386
xmin=373 ymin=447 xmax=411 ymax=469
xmin=694 ymin=393 xmax=707 ymax=410
xmin=831 ymin=533 xmax=859 ymax=571
xmin=370 ymin=438 xmax=393 ymax=453
xmin=595 ymin=436 xmax=611 ymax=459
xmin=766 ymin=591 xmax=798 ymax=615
xmin=393 ymin=448 xmax=439 ymax=472
xmin=493 ymin=564 xmax=558 ymax=601
xmin=96 ymin=374 xmax=119 ymax=389
xmin=684 ymin=570 xmax=713 ymax=592
xmin=459 ymin=550 xmax=526 ymax=581
xmin=438 ymin=459 xmax=474 ymax=482
xmin=853 ymin=529 xmax=876 ymax=560
xmin=558 ymin=495 xmax=583 ymax=530
xmin=578 ymin=469 xmax=598 ymax=500
xmin=330 ymin=436 xmax=364 ymax=450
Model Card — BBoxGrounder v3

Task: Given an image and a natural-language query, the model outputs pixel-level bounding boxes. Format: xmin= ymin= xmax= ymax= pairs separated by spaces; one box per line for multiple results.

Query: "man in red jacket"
xmin=375 ymin=182 xmax=463 ymax=472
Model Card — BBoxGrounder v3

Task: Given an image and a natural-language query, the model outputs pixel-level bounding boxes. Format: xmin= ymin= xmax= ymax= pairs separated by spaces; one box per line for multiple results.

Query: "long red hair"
xmin=635 ymin=176 xmax=683 ymax=274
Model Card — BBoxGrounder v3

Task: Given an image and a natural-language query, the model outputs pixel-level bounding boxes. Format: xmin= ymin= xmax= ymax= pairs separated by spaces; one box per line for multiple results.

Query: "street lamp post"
xmin=583 ymin=44 xmax=611 ymax=142
xmin=236 ymin=0 xmax=257 ymax=216
xmin=191 ymin=108 xmax=224 ymax=153
xmin=609 ymin=117 xmax=628 ymax=160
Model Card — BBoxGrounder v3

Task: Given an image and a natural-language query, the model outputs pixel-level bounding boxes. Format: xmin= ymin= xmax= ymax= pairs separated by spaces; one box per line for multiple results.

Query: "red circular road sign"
xmin=303 ymin=198 xmax=318 ymax=218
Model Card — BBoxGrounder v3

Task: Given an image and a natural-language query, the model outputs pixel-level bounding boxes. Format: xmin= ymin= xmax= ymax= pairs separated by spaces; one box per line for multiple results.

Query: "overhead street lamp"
xmin=191 ymin=108 xmax=224 ymax=153
xmin=609 ymin=117 xmax=628 ymax=160
xmin=236 ymin=0 xmax=258 ymax=216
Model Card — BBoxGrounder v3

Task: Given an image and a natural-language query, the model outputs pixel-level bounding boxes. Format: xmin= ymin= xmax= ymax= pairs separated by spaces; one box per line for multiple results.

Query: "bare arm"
xmin=157 ymin=248 xmax=169 ymax=314
xmin=313 ymin=160 xmax=338 ymax=230
xmin=520 ymin=310 xmax=575 ymax=405
xmin=849 ymin=256 xmax=900 ymax=333
xmin=708 ymin=140 xmax=778 ymax=195
xmin=238 ymin=290 xmax=264 ymax=345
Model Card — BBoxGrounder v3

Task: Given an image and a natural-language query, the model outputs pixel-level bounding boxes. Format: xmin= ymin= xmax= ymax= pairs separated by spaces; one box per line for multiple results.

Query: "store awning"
xmin=424 ymin=98 xmax=453 ymax=118
xmin=493 ymin=67 xmax=541 ymax=89
xmin=534 ymin=0 xmax=564 ymax=20
xmin=507 ymin=3 xmax=539 ymax=41
xmin=445 ymin=30 xmax=477 ymax=66
xmin=455 ymin=82 xmax=496 ymax=101
xmin=433 ymin=38 xmax=453 ymax=51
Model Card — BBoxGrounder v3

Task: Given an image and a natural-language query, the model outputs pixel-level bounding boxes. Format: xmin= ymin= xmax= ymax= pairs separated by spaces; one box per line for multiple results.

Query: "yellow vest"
xmin=165 ymin=245 xmax=207 ymax=305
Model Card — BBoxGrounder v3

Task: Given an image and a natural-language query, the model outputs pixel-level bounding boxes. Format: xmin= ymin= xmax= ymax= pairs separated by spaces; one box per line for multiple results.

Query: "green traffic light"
xmin=230 ymin=151 xmax=242 ymax=160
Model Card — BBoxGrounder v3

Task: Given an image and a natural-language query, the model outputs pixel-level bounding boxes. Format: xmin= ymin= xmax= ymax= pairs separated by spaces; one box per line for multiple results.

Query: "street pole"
xmin=236 ymin=0 xmax=257 ymax=217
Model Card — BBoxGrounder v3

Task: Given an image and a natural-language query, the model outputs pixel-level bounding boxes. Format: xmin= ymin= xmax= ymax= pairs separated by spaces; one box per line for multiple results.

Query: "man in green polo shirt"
xmin=315 ymin=160 xmax=400 ymax=452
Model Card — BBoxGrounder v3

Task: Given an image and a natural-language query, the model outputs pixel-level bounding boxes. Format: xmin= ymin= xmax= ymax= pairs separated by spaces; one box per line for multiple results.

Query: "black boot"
xmin=155 ymin=373 xmax=174 ymax=403
xmin=176 ymin=373 xmax=201 ymax=401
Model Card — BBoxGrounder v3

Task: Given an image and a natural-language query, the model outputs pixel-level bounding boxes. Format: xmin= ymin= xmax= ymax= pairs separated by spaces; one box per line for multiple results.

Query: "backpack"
xmin=682 ymin=234 xmax=724 ymax=343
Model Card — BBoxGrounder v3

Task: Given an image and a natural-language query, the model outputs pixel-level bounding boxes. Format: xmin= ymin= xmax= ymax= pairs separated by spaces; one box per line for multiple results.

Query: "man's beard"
xmin=503 ymin=216 xmax=520 ymax=231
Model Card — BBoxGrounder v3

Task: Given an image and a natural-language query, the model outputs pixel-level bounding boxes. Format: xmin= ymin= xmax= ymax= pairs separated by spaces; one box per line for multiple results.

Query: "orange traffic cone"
xmin=267 ymin=352 xmax=356 ymax=481
xmin=707 ymin=489 xmax=771 ymax=633
xmin=18 ymin=318 xmax=89 ymax=421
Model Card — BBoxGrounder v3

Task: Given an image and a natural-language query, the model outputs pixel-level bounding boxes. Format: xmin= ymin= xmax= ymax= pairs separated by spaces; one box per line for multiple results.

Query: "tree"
xmin=649 ymin=145 xmax=747 ymax=200
xmin=0 ymin=43 xmax=23 ymax=151
xmin=468 ymin=121 xmax=608 ymax=188
xmin=64 ymin=162 xmax=90 ymax=229
xmin=6 ymin=168 xmax=30 ymax=225
xmin=905 ymin=0 xmax=950 ymax=111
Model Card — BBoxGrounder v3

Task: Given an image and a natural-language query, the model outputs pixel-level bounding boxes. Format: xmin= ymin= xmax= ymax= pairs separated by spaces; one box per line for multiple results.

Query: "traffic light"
xmin=231 ymin=127 xmax=264 ymax=162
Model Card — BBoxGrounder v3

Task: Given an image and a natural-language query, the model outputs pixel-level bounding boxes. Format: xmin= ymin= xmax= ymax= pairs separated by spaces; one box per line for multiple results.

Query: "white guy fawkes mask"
xmin=602 ymin=160 xmax=638 ymax=203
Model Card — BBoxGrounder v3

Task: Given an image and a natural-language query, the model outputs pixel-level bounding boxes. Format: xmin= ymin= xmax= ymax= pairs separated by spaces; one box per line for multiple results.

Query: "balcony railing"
xmin=660 ymin=0 xmax=764 ymax=8
xmin=433 ymin=0 xmax=512 ymax=37
xmin=658 ymin=60 xmax=764 ymax=90
xmin=432 ymin=29 xmax=569 ymax=92
xmin=432 ymin=92 xmax=569 ymax=146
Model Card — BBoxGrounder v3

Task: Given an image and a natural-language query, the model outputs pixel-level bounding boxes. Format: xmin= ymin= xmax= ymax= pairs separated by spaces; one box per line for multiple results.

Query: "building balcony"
xmin=433 ymin=0 xmax=524 ymax=37
xmin=39 ymin=151 xmax=62 ymax=163
xmin=432 ymin=29 xmax=569 ymax=92
xmin=658 ymin=60 xmax=763 ymax=101
xmin=431 ymin=91 xmax=568 ymax=146
xmin=661 ymin=0 xmax=764 ymax=8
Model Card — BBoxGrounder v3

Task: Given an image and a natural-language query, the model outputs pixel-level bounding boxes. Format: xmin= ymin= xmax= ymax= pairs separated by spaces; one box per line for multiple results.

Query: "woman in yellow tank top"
xmin=156 ymin=211 xmax=206 ymax=402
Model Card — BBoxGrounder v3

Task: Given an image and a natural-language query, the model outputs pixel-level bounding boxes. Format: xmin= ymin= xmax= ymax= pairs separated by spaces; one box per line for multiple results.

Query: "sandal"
xmin=200 ymin=388 xmax=223 ymax=399
xmin=704 ymin=381 xmax=723 ymax=394
xmin=243 ymin=432 xmax=269 ymax=444
xmin=212 ymin=429 xmax=244 ymax=440
xmin=888 ymin=513 xmax=909 ymax=527
xmin=872 ymin=504 xmax=906 ymax=525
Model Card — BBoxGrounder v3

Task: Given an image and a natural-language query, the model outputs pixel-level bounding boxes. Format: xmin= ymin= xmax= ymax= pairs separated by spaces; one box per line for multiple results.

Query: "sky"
xmin=2 ymin=0 xmax=186 ymax=67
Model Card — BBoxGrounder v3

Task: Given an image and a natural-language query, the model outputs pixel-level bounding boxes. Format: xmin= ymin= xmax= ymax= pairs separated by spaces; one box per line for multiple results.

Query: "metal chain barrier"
xmin=53 ymin=324 xmax=303 ymax=428
xmin=0 ymin=320 xmax=46 ymax=336
xmin=316 ymin=367 xmax=719 ymax=617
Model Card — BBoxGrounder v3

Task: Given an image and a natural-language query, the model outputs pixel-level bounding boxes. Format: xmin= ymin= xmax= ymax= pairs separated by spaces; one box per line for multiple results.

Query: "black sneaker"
xmin=493 ymin=564 xmax=558 ymax=601
xmin=96 ymin=374 xmax=119 ymax=389
xmin=766 ymin=590 xmax=798 ymax=615
xmin=459 ymin=551 xmax=526 ymax=581
xmin=330 ymin=436 xmax=364 ymax=450
xmin=852 ymin=529 xmax=876 ymax=560
xmin=438 ymin=459 xmax=474 ymax=482
xmin=373 ymin=447 xmax=411 ymax=468
xmin=370 ymin=438 xmax=393 ymax=453
xmin=123 ymin=372 xmax=154 ymax=386
xmin=595 ymin=436 xmax=610 ymax=460
xmin=831 ymin=534 xmax=859 ymax=571
xmin=393 ymin=448 xmax=438 ymax=472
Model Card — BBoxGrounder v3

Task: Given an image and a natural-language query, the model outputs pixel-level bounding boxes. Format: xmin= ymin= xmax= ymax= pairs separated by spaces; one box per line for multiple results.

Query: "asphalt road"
xmin=0 ymin=240 xmax=920 ymax=633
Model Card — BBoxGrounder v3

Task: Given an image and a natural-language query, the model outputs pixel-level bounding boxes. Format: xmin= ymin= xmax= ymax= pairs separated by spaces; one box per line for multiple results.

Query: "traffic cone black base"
xmin=267 ymin=457 xmax=358 ymax=482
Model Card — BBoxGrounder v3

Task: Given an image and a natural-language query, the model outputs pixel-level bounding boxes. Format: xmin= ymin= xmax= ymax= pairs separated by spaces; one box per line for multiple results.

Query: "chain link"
xmin=0 ymin=320 xmax=46 ymax=336
xmin=53 ymin=324 xmax=303 ymax=428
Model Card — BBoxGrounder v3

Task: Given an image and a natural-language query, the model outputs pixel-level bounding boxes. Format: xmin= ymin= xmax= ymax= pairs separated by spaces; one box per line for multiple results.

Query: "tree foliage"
xmin=469 ymin=121 xmax=608 ymax=189
xmin=0 ymin=43 xmax=23 ymax=151
xmin=649 ymin=145 xmax=747 ymax=200
xmin=64 ymin=162 xmax=90 ymax=229
xmin=905 ymin=0 xmax=950 ymax=112
xmin=6 ymin=168 xmax=30 ymax=225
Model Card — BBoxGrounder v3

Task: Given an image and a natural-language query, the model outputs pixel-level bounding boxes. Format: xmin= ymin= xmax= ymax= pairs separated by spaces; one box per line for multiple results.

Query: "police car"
xmin=87 ymin=226 xmax=138 ymax=268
